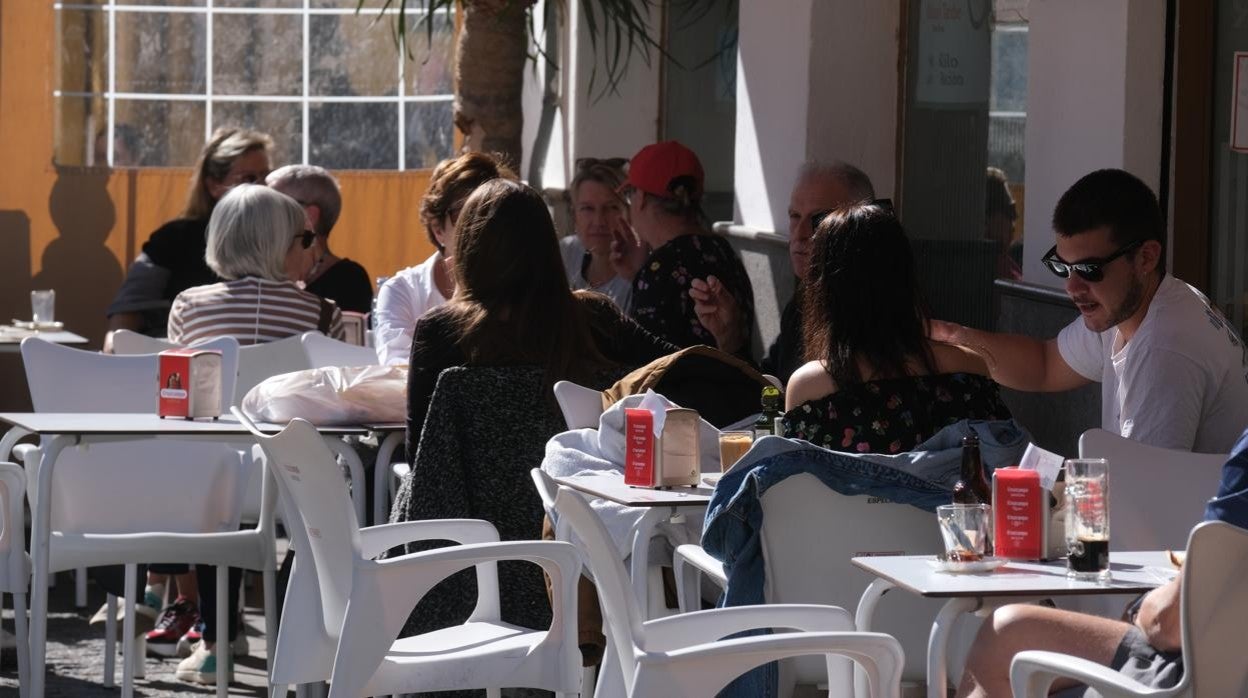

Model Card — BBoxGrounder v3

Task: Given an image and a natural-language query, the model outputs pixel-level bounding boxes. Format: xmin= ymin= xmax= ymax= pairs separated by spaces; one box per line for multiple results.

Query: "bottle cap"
xmin=962 ymin=434 xmax=980 ymax=446
xmin=761 ymin=385 xmax=781 ymax=408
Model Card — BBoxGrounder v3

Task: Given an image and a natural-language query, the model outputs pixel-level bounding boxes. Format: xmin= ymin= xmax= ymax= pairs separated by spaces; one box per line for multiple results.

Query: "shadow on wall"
xmin=33 ymin=167 xmax=124 ymax=345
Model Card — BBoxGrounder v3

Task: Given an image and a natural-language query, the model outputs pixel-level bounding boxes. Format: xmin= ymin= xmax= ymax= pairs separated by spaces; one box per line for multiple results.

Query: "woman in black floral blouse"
xmin=609 ymin=141 xmax=755 ymax=356
xmin=782 ymin=203 xmax=1012 ymax=453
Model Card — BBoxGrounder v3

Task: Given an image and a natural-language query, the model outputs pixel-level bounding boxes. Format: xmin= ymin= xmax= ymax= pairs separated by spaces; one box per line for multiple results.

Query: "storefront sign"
xmin=915 ymin=0 xmax=992 ymax=108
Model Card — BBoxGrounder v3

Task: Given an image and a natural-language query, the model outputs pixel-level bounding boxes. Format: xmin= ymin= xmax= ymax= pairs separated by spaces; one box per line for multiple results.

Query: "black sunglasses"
xmin=1041 ymin=239 xmax=1143 ymax=282
xmin=810 ymin=198 xmax=896 ymax=231
xmin=292 ymin=231 xmax=314 ymax=250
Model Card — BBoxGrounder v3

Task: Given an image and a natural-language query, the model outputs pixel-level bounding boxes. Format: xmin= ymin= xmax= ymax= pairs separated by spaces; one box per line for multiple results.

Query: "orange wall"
xmin=0 ymin=3 xmax=437 ymax=349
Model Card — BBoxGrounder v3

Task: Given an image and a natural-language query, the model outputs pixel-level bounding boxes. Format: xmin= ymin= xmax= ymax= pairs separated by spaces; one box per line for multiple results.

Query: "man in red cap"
xmin=610 ymin=141 xmax=756 ymax=355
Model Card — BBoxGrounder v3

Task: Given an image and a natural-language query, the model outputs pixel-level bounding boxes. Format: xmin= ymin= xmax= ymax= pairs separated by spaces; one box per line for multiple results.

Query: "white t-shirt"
xmin=1058 ymin=274 xmax=1248 ymax=453
xmin=559 ymin=235 xmax=633 ymax=311
xmin=372 ymin=253 xmax=448 ymax=365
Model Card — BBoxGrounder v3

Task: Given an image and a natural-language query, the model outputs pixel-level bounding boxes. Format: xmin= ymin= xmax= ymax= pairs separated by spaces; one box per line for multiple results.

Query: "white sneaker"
xmin=175 ymin=640 xmax=233 ymax=686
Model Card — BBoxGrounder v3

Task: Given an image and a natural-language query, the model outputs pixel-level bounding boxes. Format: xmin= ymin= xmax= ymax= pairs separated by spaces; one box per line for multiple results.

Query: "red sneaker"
xmin=145 ymin=598 xmax=199 ymax=658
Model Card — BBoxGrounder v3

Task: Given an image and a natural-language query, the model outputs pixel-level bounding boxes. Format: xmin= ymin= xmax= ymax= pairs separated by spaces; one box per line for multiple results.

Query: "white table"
xmin=0 ymin=329 xmax=88 ymax=352
xmin=0 ymin=411 xmax=373 ymax=698
xmin=553 ymin=472 xmax=714 ymax=611
xmin=852 ymin=552 xmax=1176 ymax=698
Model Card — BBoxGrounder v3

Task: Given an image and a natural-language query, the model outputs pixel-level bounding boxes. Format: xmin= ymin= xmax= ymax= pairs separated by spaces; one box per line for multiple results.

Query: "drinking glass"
xmin=31 ymin=289 xmax=55 ymax=324
xmin=1065 ymin=458 xmax=1111 ymax=581
xmin=718 ymin=431 xmax=754 ymax=473
xmin=936 ymin=504 xmax=990 ymax=561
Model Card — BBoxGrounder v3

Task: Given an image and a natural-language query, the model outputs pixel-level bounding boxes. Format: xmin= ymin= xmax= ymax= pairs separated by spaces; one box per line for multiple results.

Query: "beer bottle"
xmin=754 ymin=385 xmax=783 ymax=438
xmin=953 ymin=434 xmax=992 ymax=505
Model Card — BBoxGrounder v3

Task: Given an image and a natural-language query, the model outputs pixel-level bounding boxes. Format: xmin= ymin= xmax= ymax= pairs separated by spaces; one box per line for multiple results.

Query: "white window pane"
xmin=310 ymin=14 xmax=400 ymax=97
xmin=115 ymin=12 xmax=206 ymax=94
xmin=56 ymin=9 xmax=108 ymax=94
xmin=55 ymin=95 xmax=106 ymax=166
xmin=405 ymin=13 xmax=454 ymax=96
xmin=213 ymin=13 xmax=301 ymax=96
xmin=115 ymin=99 xmax=206 ymax=167
xmin=213 ymin=101 xmax=302 ymax=166
xmin=405 ymin=101 xmax=453 ymax=169
xmin=309 ymin=102 xmax=398 ymax=170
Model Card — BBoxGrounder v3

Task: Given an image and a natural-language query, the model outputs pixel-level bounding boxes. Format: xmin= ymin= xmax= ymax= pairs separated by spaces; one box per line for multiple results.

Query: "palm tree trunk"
xmin=454 ymin=0 xmax=532 ymax=169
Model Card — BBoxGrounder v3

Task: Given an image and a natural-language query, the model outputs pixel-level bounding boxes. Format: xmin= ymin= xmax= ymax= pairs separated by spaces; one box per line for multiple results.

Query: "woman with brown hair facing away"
xmin=373 ymin=151 xmax=516 ymax=365
xmin=783 ymin=203 xmax=1012 ymax=454
xmin=404 ymin=178 xmax=676 ymax=449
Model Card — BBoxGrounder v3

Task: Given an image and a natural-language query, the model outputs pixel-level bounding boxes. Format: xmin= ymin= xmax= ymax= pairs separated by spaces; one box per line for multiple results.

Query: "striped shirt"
xmin=167 ymin=277 xmax=345 ymax=346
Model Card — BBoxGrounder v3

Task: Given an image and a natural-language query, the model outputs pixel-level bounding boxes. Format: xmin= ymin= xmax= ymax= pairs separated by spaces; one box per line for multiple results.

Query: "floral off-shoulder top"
xmin=781 ymin=372 xmax=1012 ymax=454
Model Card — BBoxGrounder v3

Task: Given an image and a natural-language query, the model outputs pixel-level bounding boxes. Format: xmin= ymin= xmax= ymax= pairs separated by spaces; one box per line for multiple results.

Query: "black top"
xmin=305 ymin=258 xmax=373 ymax=314
xmin=629 ymin=233 xmax=755 ymax=355
xmin=107 ymin=217 xmax=220 ymax=335
xmin=782 ymin=372 xmax=1013 ymax=454
xmin=405 ymin=293 xmax=677 ymax=457
xmin=761 ymin=291 xmax=803 ymax=384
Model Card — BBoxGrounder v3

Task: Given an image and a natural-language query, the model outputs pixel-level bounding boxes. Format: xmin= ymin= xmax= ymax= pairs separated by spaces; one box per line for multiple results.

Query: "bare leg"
xmin=955 ymin=604 xmax=1130 ymax=698
xmin=175 ymin=571 xmax=200 ymax=605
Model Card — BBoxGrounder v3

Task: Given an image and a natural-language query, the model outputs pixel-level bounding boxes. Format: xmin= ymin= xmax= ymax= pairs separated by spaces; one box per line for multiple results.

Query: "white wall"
xmin=1021 ymin=0 xmax=1167 ymax=284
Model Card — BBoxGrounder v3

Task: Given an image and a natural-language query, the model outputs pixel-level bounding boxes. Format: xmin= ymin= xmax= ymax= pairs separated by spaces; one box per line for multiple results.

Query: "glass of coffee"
xmin=1065 ymin=458 xmax=1111 ymax=582
xmin=936 ymin=503 xmax=990 ymax=562
xmin=718 ymin=431 xmax=754 ymax=473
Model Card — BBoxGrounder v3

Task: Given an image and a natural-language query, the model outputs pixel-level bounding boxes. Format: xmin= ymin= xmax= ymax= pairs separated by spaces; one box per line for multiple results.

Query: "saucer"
xmin=932 ymin=555 xmax=1007 ymax=574
xmin=11 ymin=319 xmax=63 ymax=331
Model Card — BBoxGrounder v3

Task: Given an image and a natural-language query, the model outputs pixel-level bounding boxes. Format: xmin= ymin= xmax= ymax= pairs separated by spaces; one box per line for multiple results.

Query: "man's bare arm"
xmin=931 ymin=321 xmax=1090 ymax=393
xmin=1135 ymin=577 xmax=1181 ymax=653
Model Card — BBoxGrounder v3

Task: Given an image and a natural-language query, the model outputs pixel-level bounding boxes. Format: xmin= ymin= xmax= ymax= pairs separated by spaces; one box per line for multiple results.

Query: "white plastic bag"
xmin=241 ymin=365 xmax=407 ymax=425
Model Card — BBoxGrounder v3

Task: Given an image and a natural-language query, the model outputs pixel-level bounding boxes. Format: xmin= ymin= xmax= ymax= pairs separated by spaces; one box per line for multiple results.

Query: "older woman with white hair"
xmin=167 ymin=183 xmax=345 ymax=345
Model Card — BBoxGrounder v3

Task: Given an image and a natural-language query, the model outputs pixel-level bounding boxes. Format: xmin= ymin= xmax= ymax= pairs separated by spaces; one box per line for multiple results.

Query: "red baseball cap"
xmin=623 ymin=141 xmax=705 ymax=200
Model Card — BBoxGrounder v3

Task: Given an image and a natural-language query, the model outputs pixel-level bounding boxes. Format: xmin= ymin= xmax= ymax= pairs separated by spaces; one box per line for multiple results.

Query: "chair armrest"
xmin=10 ymin=444 xmax=38 ymax=465
xmin=641 ymin=603 xmax=854 ymax=652
xmin=1010 ymin=650 xmax=1161 ymax=698
xmin=673 ymin=543 xmax=726 ymax=612
xmin=357 ymin=518 xmax=499 ymax=559
xmin=632 ymin=630 xmax=904 ymax=698
xmin=0 ymin=426 xmax=31 ymax=463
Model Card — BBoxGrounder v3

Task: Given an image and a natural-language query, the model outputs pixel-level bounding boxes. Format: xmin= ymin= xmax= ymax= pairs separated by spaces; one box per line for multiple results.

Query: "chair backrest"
xmin=234 ymin=334 xmax=312 ymax=406
xmin=759 ymin=472 xmax=946 ymax=687
xmin=106 ymin=334 xmax=241 ymax=415
xmin=553 ymin=380 xmax=605 ymax=430
xmin=1182 ymin=520 xmax=1248 ymax=695
xmin=533 ymin=469 xmax=646 ymax=680
xmin=20 ymin=338 xmax=249 ymax=539
xmin=300 ymin=331 xmax=378 ymax=369
xmin=0 ymin=462 xmax=25 ymax=592
xmin=237 ymin=412 xmax=361 ymax=638
xmin=1079 ymin=429 xmax=1227 ymax=551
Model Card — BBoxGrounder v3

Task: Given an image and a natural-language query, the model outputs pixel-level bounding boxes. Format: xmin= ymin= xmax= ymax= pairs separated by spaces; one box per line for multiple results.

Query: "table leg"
xmin=372 ymin=431 xmax=403 ymax=526
xmin=853 ymin=578 xmax=895 ymax=698
xmin=324 ymin=437 xmax=366 ymax=526
xmin=927 ymin=597 xmax=978 ymax=698
xmin=29 ymin=434 xmax=73 ymax=698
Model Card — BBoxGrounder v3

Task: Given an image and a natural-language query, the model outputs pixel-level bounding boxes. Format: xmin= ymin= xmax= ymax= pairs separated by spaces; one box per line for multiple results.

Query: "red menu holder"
xmin=158 ymin=348 xmax=223 ymax=420
xmin=993 ymin=467 xmax=1049 ymax=560
xmin=624 ymin=408 xmax=656 ymax=487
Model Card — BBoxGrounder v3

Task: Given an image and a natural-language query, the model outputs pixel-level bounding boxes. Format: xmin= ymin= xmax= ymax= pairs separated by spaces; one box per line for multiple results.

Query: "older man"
xmin=267 ymin=165 xmax=373 ymax=313
xmin=690 ymin=161 xmax=875 ymax=382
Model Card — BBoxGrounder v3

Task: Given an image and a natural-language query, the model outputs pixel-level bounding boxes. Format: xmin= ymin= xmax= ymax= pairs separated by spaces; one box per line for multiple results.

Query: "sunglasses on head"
xmin=293 ymin=231 xmax=315 ymax=250
xmin=1041 ymin=239 xmax=1143 ymax=282
xmin=810 ymin=198 xmax=896 ymax=231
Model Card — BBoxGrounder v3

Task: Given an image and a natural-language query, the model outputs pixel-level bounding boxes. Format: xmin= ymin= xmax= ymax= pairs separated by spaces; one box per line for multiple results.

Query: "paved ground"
xmin=1 ymin=571 xmax=275 ymax=697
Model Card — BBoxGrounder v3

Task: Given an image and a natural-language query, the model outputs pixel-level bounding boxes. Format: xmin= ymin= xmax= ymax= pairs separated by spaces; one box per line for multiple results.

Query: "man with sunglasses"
xmin=689 ymin=160 xmax=876 ymax=382
xmin=936 ymin=168 xmax=1248 ymax=453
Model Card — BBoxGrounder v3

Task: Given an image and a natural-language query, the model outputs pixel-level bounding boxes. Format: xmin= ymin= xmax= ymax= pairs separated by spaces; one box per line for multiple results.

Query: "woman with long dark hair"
xmin=783 ymin=203 xmax=1011 ymax=453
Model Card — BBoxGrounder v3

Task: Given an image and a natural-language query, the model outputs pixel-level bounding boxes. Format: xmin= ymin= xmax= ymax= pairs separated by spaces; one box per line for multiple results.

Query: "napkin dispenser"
xmin=624 ymin=407 xmax=701 ymax=488
xmin=158 ymin=348 xmax=223 ymax=420
xmin=992 ymin=467 xmax=1050 ymax=560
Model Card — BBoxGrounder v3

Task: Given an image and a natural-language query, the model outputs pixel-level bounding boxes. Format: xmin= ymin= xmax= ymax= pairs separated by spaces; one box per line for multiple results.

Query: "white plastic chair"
xmin=236 ymin=410 xmax=584 ymax=698
xmin=300 ymin=331 xmax=378 ymax=368
xmin=674 ymin=472 xmax=951 ymax=695
xmin=531 ymin=468 xmax=905 ymax=698
xmin=1011 ymin=520 xmax=1248 ymax=697
xmin=554 ymin=380 xmax=605 ymax=430
xmin=108 ymin=329 xmax=177 ymax=355
xmin=0 ymin=462 xmax=30 ymax=698
xmin=17 ymin=337 xmax=276 ymax=698
xmin=107 ymin=331 xmax=241 ymax=415
xmin=232 ymin=334 xmax=313 ymax=406
xmin=1079 ymin=429 xmax=1227 ymax=551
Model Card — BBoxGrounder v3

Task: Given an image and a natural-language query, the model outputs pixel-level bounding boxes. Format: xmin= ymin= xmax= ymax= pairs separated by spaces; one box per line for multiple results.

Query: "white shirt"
xmin=559 ymin=235 xmax=633 ymax=311
xmin=1058 ymin=274 xmax=1248 ymax=453
xmin=373 ymin=253 xmax=448 ymax=365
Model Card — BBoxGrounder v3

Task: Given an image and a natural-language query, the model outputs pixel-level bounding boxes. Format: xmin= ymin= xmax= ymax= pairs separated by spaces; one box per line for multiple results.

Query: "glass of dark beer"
xmin=1065 ymin=458 xmax=1111 ymax=582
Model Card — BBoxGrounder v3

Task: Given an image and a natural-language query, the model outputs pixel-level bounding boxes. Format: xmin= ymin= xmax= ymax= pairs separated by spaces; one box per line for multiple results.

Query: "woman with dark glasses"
xmin=782 ymin=202 xmax=1011 ymax=453
xmin=933 ymin=168 xmax=1248 ymax=454
xmin=166 ymin=184 xmax=345 ymax=345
